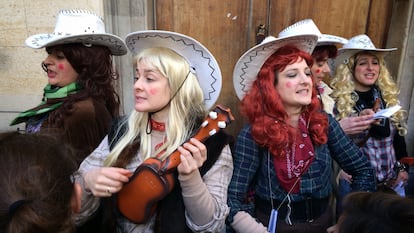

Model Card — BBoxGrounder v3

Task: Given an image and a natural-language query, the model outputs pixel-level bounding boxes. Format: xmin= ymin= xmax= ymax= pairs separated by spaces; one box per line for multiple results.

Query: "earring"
xmin=41 ymin=62 xmax=48 ymax=72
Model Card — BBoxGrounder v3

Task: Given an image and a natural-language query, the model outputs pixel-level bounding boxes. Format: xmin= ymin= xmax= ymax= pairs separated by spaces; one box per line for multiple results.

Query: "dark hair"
xmin=312 ymin=44 xmax=338 ymax=61
xmin=0 ymin=132 xmax=78 ymax=233
xmin=338 ymin=192 xmax=414 ymax=233
xmin=241 ymin=45 xmax=328 ymax=158
xmin=46 ymin=43 xmax=120 ymax=127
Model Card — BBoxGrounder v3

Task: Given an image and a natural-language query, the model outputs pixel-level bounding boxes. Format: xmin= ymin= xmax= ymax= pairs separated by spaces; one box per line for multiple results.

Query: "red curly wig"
xmin=240 ymin=45 xmax=328 ymax=159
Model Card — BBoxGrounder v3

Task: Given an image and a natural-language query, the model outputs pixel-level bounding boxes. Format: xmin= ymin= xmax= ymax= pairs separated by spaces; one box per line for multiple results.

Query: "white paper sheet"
xmin=373 ymin=105 xmax=402 ymax=119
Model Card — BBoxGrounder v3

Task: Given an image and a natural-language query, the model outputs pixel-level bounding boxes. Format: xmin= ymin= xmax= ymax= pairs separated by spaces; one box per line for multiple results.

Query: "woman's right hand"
xmin=339 ymin=114 xmax=375 ymax=135
xmin=339 ymin=170 xmax=353 ymax=183
xmin=326 ymin=224 xmax=338 ymax=233
xmin=83 ymin=167 xmax=133 ymax=197
xmin=231 ymin=211 xmax=268 ymax=233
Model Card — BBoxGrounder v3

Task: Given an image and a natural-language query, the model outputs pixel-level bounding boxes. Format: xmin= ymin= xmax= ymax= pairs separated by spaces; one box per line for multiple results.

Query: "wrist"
xmin=76 ymin=171 xmax=92 ymax=195
xmin=394 ymin=161 xmax=407 ymax=173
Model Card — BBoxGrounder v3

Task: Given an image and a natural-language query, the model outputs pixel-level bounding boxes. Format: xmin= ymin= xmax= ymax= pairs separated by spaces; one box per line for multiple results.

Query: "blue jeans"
xmin=336 ymin=178 xmax=352 ymax=217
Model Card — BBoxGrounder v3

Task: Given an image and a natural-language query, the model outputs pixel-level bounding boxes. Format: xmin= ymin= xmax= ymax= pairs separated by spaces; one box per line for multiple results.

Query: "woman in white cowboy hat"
xmin=10 ymin=9 xmax=127 ymax=165
xmin=74 ymin=30 xmax=233 ymax=233
xmin=331 ymin=34 xmax=409 ymax=210
xmin=227 ymin=21 xmax=375 ymax=233
xmin=292 ymin=19 xmax=348 ymax=115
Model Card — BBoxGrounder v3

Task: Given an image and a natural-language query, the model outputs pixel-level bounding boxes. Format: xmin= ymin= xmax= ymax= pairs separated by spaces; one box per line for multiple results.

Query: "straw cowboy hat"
xmin=233 ymin=19 xmax=319 ymax=100
xmin=125 ymin=30 xmax=222 ymax=109
xmin=335 ymin=34 xmax=397 ymax=67
xmin=25 ymin=9 xmax=127 ymax=56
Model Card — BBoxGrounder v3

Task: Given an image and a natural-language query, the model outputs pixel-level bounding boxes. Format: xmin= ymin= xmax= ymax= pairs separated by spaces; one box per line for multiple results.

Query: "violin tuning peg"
xmin=201 ymin=120 xmax=209 ymax=127
xmin=218 ymin=121 xmax=226 ymax=129
xmin=209 ymin=129 xmax=217 ymax=136
xmin=209 ymin=111 xmax=218 ymax=119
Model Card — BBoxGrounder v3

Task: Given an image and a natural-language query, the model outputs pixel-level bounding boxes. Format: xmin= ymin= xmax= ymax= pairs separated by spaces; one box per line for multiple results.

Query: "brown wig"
xmin=240 ymin=45 xmax=328 ymax=159
xmin=0 ymin=132 xmax=78 ymax=233
xmin=338 ymin=192 xmax=414 ymax=233
xmin=45 ymin=43 xmax=120 ymax=127
xmin=311 ymin=44 xmax=338 ymax=62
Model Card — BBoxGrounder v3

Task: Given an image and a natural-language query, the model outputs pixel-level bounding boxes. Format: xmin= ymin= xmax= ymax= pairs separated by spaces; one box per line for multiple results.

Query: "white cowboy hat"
xmin=233 ymin=19 xmax=319 ymax=100
xmin=317 ymin=34 xmax=348 ymax=46
xmin=25 ymin=9 xmax=127 ymax=56
xmin=125 ymin=30 xmax=222 ymax=109
xmin=279 ymin=19 xmax=347 ymax=46
xmin=335 ymin=34 xmax=397 ymax=66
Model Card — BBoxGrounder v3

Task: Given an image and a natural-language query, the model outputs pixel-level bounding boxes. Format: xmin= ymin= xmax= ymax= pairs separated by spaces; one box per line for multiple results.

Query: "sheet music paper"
xmin=373 ymin=105 xmax=401 ymax=119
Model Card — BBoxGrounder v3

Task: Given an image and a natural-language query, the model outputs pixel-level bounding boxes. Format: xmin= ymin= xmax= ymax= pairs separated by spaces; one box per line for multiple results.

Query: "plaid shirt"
xmin=227 ymin=114 xmax=376 ymax=222
xmin=360 ymin=122 xmax=397 ymax=182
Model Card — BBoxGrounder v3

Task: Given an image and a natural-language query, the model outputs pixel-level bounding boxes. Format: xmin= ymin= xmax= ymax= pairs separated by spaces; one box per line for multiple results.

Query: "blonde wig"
xmin=104 ymin=47 xmax=206 ymax=166
xmin=331 ymin=51 xmax=407 ymax=136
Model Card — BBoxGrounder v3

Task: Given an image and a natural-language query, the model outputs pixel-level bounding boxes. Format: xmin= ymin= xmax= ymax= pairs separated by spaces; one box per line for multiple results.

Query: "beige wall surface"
xmin=0 ymin=0 xmax=103 ymax=131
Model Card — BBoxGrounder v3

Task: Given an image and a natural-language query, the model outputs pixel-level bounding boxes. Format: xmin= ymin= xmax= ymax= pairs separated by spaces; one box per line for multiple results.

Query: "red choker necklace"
xmin=150 ymin=118 xmax=166 ymax=132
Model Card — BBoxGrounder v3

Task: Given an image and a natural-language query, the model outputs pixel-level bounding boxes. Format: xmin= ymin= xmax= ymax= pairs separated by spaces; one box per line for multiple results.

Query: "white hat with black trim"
xmin=233 ymin=19 xmax=319 ymax=100
xmin=125 ymin=30 xmax=222 ymax=109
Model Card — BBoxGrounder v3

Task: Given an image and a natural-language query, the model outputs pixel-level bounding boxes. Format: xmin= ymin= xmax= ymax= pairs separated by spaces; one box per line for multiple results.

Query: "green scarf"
xmin=10 ymin=82 xmax=82 ymax=126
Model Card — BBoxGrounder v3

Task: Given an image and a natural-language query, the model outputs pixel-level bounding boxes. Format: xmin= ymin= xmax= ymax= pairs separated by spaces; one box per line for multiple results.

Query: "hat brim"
xmin=25 ymin=33 xmax=127 ymax=56
xmin=334 ymin=47 xmax=397 ymax=68
xmin=317 ymin=34 xmax=348 ymax=46
xmin=233 ymin=34 xmax=318 ymax=100
xmin=125 ymin=30 xmax=222 ymax=109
